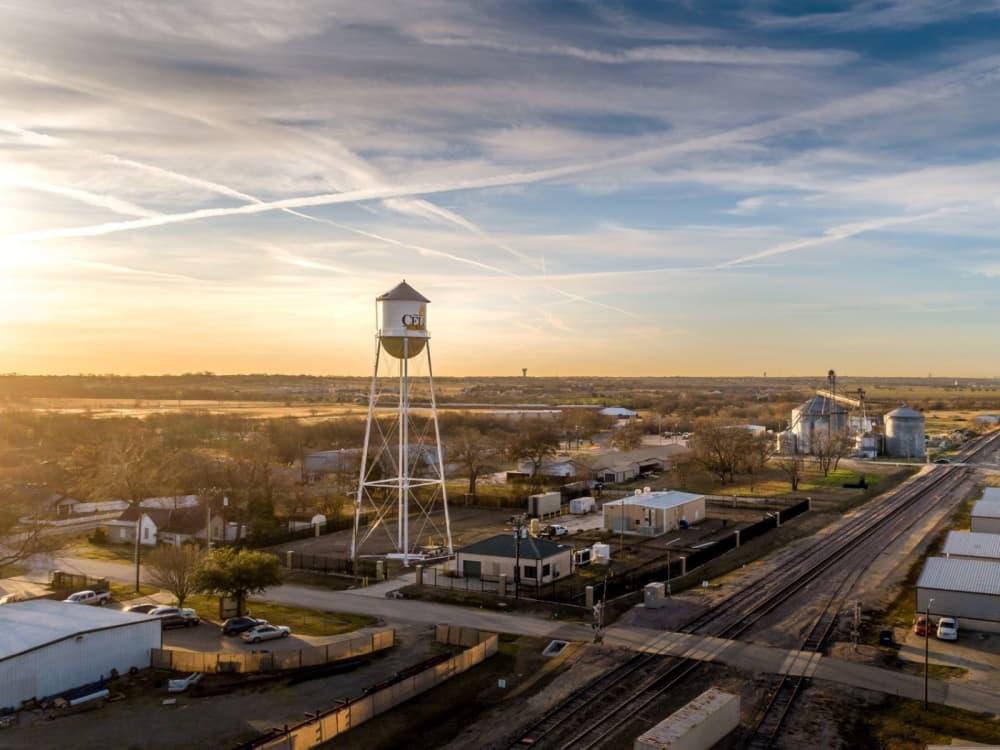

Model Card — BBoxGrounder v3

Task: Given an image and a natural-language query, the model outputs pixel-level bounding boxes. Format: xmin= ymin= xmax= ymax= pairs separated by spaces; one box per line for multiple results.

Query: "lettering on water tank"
xmin=402 ymin=313 xmax=425 ymax=330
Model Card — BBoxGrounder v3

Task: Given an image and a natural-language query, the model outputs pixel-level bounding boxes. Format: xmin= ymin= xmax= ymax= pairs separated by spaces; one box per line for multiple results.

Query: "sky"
xmin=3 ymin=1 xmax=1000 ymax=378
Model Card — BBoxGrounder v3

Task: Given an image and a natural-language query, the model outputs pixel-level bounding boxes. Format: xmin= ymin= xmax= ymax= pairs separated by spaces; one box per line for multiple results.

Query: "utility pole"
xmin=133 ymin=515 xmax=141 ymax=592
xmin=512 ymin=514 xmax=525 ymax=601
xmin=619 ymin=499 xmax=626 ymax=560
xmin=665 ymin=537 xmax=680 ymax=596
xmin=924 ymin=598 xmax=934 ymax=709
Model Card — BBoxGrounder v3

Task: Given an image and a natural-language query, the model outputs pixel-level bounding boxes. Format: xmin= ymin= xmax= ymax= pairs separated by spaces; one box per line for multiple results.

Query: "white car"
xmin=63 ymin=590 xmax=112 ymax=606
xmin=936 ymin=617 xmax=959 ymax=641
xmin=241 ymin=624 xmax=291 ymax=643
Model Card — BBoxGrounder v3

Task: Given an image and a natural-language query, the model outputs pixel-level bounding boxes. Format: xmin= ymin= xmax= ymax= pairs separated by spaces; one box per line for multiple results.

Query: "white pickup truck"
xmin=63 ymin=589 xmax=112 ymax=606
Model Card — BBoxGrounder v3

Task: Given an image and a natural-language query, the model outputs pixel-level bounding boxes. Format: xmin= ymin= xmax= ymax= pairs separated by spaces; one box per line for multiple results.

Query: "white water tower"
xmin=351 ymin=281 xmax=453 ymax=565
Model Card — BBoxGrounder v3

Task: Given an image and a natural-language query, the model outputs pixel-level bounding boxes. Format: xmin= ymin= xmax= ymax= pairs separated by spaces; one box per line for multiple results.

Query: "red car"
xmin=913 ymin=615 xmax=929 ymax=637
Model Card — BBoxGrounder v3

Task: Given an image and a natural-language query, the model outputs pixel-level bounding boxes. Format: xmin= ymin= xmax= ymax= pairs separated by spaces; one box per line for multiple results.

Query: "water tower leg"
xmin=352 ymin=336 xmax=381 ymax=562
xmin=426 ymin=341 xmax=453 ymax=555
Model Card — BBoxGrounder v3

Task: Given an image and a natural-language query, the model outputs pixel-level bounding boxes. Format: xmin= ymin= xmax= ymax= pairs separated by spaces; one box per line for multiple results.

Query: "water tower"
xmin=351 ymin=280 xmax=453 ymax=565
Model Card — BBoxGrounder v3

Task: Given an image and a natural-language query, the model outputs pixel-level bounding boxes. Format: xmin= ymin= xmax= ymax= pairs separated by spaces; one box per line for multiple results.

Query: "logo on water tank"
xmin=401 ymin=313 xmax=424 ymax=330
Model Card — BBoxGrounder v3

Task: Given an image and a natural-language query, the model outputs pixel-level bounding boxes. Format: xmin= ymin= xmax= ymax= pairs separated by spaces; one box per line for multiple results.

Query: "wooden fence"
xmin=239 ymin=627 xmax=498 ymax=750
xmin=151 ymin=628 xmax=394 ymax=674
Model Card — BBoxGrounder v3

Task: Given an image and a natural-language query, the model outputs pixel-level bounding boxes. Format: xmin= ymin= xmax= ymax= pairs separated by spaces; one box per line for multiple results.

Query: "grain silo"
xmin=885 ymin=405 xmax=925 ymax=458
xmin=791 ymin=395 xmax=848 ymax=454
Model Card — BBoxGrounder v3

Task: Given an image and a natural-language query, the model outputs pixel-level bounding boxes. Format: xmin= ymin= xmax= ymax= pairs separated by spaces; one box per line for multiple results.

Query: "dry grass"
xmin=857 ymin=698 xmax=1000 ymax=749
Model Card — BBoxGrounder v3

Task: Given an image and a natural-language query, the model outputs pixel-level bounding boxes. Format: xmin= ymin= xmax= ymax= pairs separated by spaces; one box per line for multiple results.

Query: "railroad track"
xmin=740 ymin=428 xmax=1000 ymax=748
xmin=499 ymin=429 xmax=1000 ymax=750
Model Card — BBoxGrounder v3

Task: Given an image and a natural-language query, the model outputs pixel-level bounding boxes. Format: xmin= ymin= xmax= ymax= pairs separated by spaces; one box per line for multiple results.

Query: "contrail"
xmin=5 ymin=176 xmax=159 ymax=218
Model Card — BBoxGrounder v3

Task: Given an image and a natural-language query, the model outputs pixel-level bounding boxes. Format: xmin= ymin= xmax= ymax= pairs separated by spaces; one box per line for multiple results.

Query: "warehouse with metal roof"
xmin=971 ymin=495 xmax=1000 ymax=534
xmin=0 ymin=600 xmax=161 ymax=709
xmin=603 ymin=490 xmax=705 ymax=536
xmin=915 ymin=557 xmax=1000 ymax=633
xmin=942 ymin=530 xmax=1000 ymax=561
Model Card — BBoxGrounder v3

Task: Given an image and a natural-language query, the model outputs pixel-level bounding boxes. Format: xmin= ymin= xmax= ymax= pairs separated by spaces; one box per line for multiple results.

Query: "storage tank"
xmin=791 ymin=395 xmax=848 ymax=454
xmin=377 ymin=280 xmax=429 ymax=359
xmin=776 ymin=429 xmax=797 ymax=455
xmin=885 ymin=406 xmax=925 ymax=458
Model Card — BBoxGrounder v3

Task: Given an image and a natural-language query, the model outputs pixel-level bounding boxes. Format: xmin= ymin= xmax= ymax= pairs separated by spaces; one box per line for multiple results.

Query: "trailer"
xmin=527 ymin=492 xmax=561 ymax=518
xmin=568 ymin=496 xmax=595 ymax=515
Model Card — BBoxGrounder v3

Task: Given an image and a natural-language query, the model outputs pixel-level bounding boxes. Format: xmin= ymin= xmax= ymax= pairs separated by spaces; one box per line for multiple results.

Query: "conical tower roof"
xmin=377 ymin=280 xmax=430 ymax=303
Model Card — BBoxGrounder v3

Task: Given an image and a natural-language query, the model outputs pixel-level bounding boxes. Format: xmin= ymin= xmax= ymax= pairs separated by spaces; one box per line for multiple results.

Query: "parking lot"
xmin=895 ymin=624 xmax=1000 ymax=686
xmin=160 ymin=619 xmax=358 ymax=653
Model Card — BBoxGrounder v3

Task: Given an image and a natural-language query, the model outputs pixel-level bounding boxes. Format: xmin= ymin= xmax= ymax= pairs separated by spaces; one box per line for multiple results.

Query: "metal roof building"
xmin=916 ymin=557 xmax=1000 ymax=633
xmin=0 ymin=600 xmax=161 ymax=709
xmin=603 ymin=490 xmax=706 ymax=536
xmin=971 ymin=495 xmax=1000 ymax=534
xmin=942 ymin=530 xmax=1000 ymax=561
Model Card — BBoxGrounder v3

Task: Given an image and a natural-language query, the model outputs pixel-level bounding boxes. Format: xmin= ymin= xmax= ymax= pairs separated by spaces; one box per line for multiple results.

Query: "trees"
xmin=507 ymin=424 xmax=561 ymax=490
xmin=690 ymin=423 xmax=753 ymax=484
xmin=609 ymin=424 xmax=644 ymax=451
xmin=813 ymin=433 xmax=853 ymax=477
xmin=776 ymin=455 xmax=805 ymax=491
xmin=146 ymin=544 xmax=203 ymax=607
xmin=193 ymin=548 xmax=283 ymax=617
xmin=449 ymin=428 xmax=499 ymax=497
xmin=743 ymin=434 xmax=776 ymax=492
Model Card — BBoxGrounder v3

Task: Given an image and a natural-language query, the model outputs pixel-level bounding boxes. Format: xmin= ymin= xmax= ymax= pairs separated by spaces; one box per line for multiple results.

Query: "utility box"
xmin=528 ymin=492 xmax=562 ymax=518
xmin=635 ymin=688 xmax=739 ymax=750
xmin=644 ymin=582 xmax=667 ymax=609
xmin=569 ymin=496 xmax=596 ymax=515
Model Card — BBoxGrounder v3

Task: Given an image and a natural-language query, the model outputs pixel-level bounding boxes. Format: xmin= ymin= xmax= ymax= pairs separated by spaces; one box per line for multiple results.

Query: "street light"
xmin=924 ymin=597 xmax=934 ymax=709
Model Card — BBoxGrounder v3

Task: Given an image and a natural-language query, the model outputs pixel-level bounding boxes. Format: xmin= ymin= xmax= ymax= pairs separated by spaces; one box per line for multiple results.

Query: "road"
xmin=15 ymin=550 xmax=1000 ymax=718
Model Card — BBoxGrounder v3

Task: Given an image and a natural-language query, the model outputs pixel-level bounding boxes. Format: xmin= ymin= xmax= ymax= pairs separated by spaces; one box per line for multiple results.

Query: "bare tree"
xmin=449 ymin=428 xmax=499 ymax=497
xmin=813 ymin=433 xmax=853 ymax=477
xmin=146 ymin=544 xmax=204 ymax=607
xmin=743 ymin=433 xmax=775 ymax=492
xmin=508 ymin=424 xmax=561 ymax=491
xmin=609 ymin=424 xmax=644 ymax=451
xmin=776 ymin=455 xmax=805 ymax=491
xmin=690 ymin=423 xmax=753 ymax=484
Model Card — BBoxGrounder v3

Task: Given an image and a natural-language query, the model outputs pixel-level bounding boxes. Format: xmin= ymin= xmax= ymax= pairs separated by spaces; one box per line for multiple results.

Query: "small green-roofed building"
xmin=455 ymin=534 xmax=573 ymax=584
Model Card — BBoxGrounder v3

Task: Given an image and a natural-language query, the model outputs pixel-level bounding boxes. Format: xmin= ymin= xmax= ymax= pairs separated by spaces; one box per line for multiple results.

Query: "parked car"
xmin=936 ymin=617 xmax=959 ymax=641
xmin=241 ymin=624 xmax=291 ymax=643
xmin=542 ymin=524 xmax=569 ymax=537
xmin=124 ymin=603 xmax=159 ymax=614
xmin=150 ymin=606 xmax=200 ymax=628
xmin=63 ymin=590 xmax=111 ymax=606
xmin=934 ymin=458 xmax=951 ymax=464
xmin=221 ymin=616 xmax=267 ymax=636
xmin=913 ymin=615 xmax=929 ymax=637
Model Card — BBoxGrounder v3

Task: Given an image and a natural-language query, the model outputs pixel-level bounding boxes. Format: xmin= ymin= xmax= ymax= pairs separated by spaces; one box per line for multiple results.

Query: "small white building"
xmin=603 ymin=490 xmax=706 ymax=536
xmin=0 ymin=600 xmax=160 ymax=709
xmin=916 ymin=557 xmax=1000 ymax=633
xmin=942 ymin=530 xmax=1000 ymax=561
xmin=971 ymin=493 xmax=1000 ymax=534
xmin=600 ymin=406 xmax=637 ymax=419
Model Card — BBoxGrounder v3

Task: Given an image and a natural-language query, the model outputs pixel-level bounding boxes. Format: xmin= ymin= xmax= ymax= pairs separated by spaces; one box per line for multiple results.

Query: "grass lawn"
xmin=64 ymin=534 xmax=138 ymax=563
xmin=854 ymin=698 xmax=1000 ymax=749
xmin=181 ymin=593 xmax=376 ymax=636
xmin=109 ymin=582 xmax=160 ymax=600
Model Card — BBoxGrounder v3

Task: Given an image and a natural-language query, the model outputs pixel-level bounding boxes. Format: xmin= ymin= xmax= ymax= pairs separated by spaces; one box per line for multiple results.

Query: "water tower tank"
xmin=885 ymin=406 xmax=925 ymax=458
xmin=377 ymin=280 xmax=429 ymax=359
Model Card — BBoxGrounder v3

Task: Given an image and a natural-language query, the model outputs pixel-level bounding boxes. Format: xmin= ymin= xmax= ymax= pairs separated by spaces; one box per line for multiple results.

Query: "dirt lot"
xmin=276 ymin=506 xmax=515 ymax=558
xmin=0 ymin=624 xmax=433 ymax=750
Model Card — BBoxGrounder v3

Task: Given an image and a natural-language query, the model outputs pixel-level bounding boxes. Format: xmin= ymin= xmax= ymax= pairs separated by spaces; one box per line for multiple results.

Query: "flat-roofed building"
xmin=602 ymin=490 xmax=705 ymax=536
xmin=916 ymin=557 xmax=1000 ymax=633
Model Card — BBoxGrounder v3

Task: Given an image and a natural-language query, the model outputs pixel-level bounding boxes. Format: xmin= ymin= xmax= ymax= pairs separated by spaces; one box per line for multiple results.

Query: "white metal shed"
xmin=0 ymin=600 xmax=161 ymax=708
xmin=970 ymin=496 xmax=1000 ymax=534
xmin=915 ymin=557 xmax=1000 ymax=633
